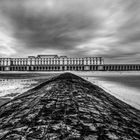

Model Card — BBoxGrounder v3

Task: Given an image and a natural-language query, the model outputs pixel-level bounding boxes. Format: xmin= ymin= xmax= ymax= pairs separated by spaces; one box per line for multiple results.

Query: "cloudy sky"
xmin=0 ymin=0 xmax=140 ymax=63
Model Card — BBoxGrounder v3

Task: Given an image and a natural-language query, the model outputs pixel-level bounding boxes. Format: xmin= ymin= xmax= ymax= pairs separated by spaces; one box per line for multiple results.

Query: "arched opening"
xmin=62 ymin=66 xmax=65 ymax=71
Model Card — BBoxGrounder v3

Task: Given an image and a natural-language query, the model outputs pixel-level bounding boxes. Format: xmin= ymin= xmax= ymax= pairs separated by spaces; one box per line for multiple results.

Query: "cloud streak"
xmin=0 ymin=0 xmax=140 ymax=63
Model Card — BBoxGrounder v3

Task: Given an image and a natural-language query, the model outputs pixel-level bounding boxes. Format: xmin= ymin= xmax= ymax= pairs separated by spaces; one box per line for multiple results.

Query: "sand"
xmin=72 ymin=71 xmax=140 ymax=110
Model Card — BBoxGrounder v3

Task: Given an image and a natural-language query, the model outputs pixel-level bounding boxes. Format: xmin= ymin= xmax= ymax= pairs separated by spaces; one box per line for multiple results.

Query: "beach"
xmin=73 ymin=71 xmax=140 ymax=110
xmin=0 ymin=73 xmax=140 ymax=140
xmin=0 ymin=71 xmax=140 ymax=110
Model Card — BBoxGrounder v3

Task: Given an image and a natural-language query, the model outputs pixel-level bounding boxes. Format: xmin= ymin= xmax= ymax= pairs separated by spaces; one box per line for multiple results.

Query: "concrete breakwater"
xmin=0 ymin=73 xmax=140 ymax=140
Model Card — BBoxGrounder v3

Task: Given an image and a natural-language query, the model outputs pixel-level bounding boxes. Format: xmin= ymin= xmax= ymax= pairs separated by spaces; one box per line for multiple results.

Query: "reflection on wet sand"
xmin=0 ymin=73 xmax=58 ymax=106
xmin=0 ymin=79 xmax=39 ymax=98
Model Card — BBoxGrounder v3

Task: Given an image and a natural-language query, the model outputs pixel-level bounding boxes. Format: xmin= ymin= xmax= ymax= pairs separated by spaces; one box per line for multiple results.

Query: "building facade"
xmin=0 ymin=55 xmax=140 ymax=71
xmin=0 ymin=55 xmax=104 ymax=71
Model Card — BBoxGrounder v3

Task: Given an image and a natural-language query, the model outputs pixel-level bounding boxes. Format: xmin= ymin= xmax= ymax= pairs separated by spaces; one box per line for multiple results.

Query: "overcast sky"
xmin=0 ymin=0 xmax=140 ymax=63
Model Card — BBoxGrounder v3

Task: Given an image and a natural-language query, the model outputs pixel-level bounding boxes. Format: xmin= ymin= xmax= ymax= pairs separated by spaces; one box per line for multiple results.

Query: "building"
xmin=0 ymin=55 xmax=104 ymax=71
xmin=0 ymin=55 xmax=140 ymax=71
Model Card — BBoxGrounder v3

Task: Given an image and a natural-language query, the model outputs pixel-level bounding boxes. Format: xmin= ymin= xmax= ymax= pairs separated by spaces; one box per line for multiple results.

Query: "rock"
xmin=0 ymin=73 xmax=140 ymax=140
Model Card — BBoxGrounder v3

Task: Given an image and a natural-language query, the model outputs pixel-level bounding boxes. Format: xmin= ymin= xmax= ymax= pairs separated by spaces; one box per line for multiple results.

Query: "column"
xmin=87 ymin=58 xmax=90 ymax=65
xmin=27 ymin=59 xmax=31 ymax=65
xmin=8 ymin=59 xmax=11 ymax=66
xmin=95 ymin=58 xmax=97 ymax=65
xmin=32 ymin=59 xmax=35 ymax=65
xmin=83 ymin=58 xmax=86 ymax=65
xmin=60 ymin=58 xmax=63 ymax=65
xmin=97 ymin=58 xmax=100 ymax=65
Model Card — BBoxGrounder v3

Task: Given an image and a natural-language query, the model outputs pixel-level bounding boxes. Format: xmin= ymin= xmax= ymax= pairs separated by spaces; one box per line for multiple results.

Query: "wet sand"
xmin=73 ymin=71 xmax=140 ymax=110
xmin=0 ymin=73 xmax=57 ymax=105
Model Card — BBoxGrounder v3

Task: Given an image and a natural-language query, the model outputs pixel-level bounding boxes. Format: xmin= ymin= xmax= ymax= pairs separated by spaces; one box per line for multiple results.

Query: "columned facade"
xmin=0 ymin=55 xmax=140 ymax=71
xmin=0 ymin=55 xmax=104 ymax=71
xmin=103 ymin=65 xmax=140 ymax=71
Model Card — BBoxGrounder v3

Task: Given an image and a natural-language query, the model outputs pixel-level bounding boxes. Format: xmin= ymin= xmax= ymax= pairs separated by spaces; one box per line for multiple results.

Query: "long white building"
xmin=1 ymin=55 xmax=140 ymax=71
xmin=0 ymin=55 xmax=104 ymax=71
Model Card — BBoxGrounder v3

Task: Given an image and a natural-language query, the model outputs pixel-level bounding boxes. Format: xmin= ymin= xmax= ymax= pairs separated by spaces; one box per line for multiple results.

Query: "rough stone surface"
xmin=0 ymin=73 xmax=140 ymax=140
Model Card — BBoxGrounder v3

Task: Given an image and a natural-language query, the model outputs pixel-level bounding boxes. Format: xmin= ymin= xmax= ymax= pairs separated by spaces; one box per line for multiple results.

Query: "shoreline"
xmin=96 ymin=81 xmax=140 ymax=110
xmin=83 ymin=76 xmax=140 ymax=110
xmin=1 ymin=71 xmax=140 ymax=74
xmin=0 ymin=71 xmax=140 ymax=110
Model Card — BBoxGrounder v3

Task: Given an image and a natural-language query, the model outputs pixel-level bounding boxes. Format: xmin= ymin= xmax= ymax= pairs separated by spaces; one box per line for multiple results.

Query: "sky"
xmin=0 ymin=0 xmax=140 ymax=63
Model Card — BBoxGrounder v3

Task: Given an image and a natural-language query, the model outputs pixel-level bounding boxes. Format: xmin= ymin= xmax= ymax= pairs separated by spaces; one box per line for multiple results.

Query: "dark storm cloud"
xmin=0 ymin=0 xmax=102 ymax=51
